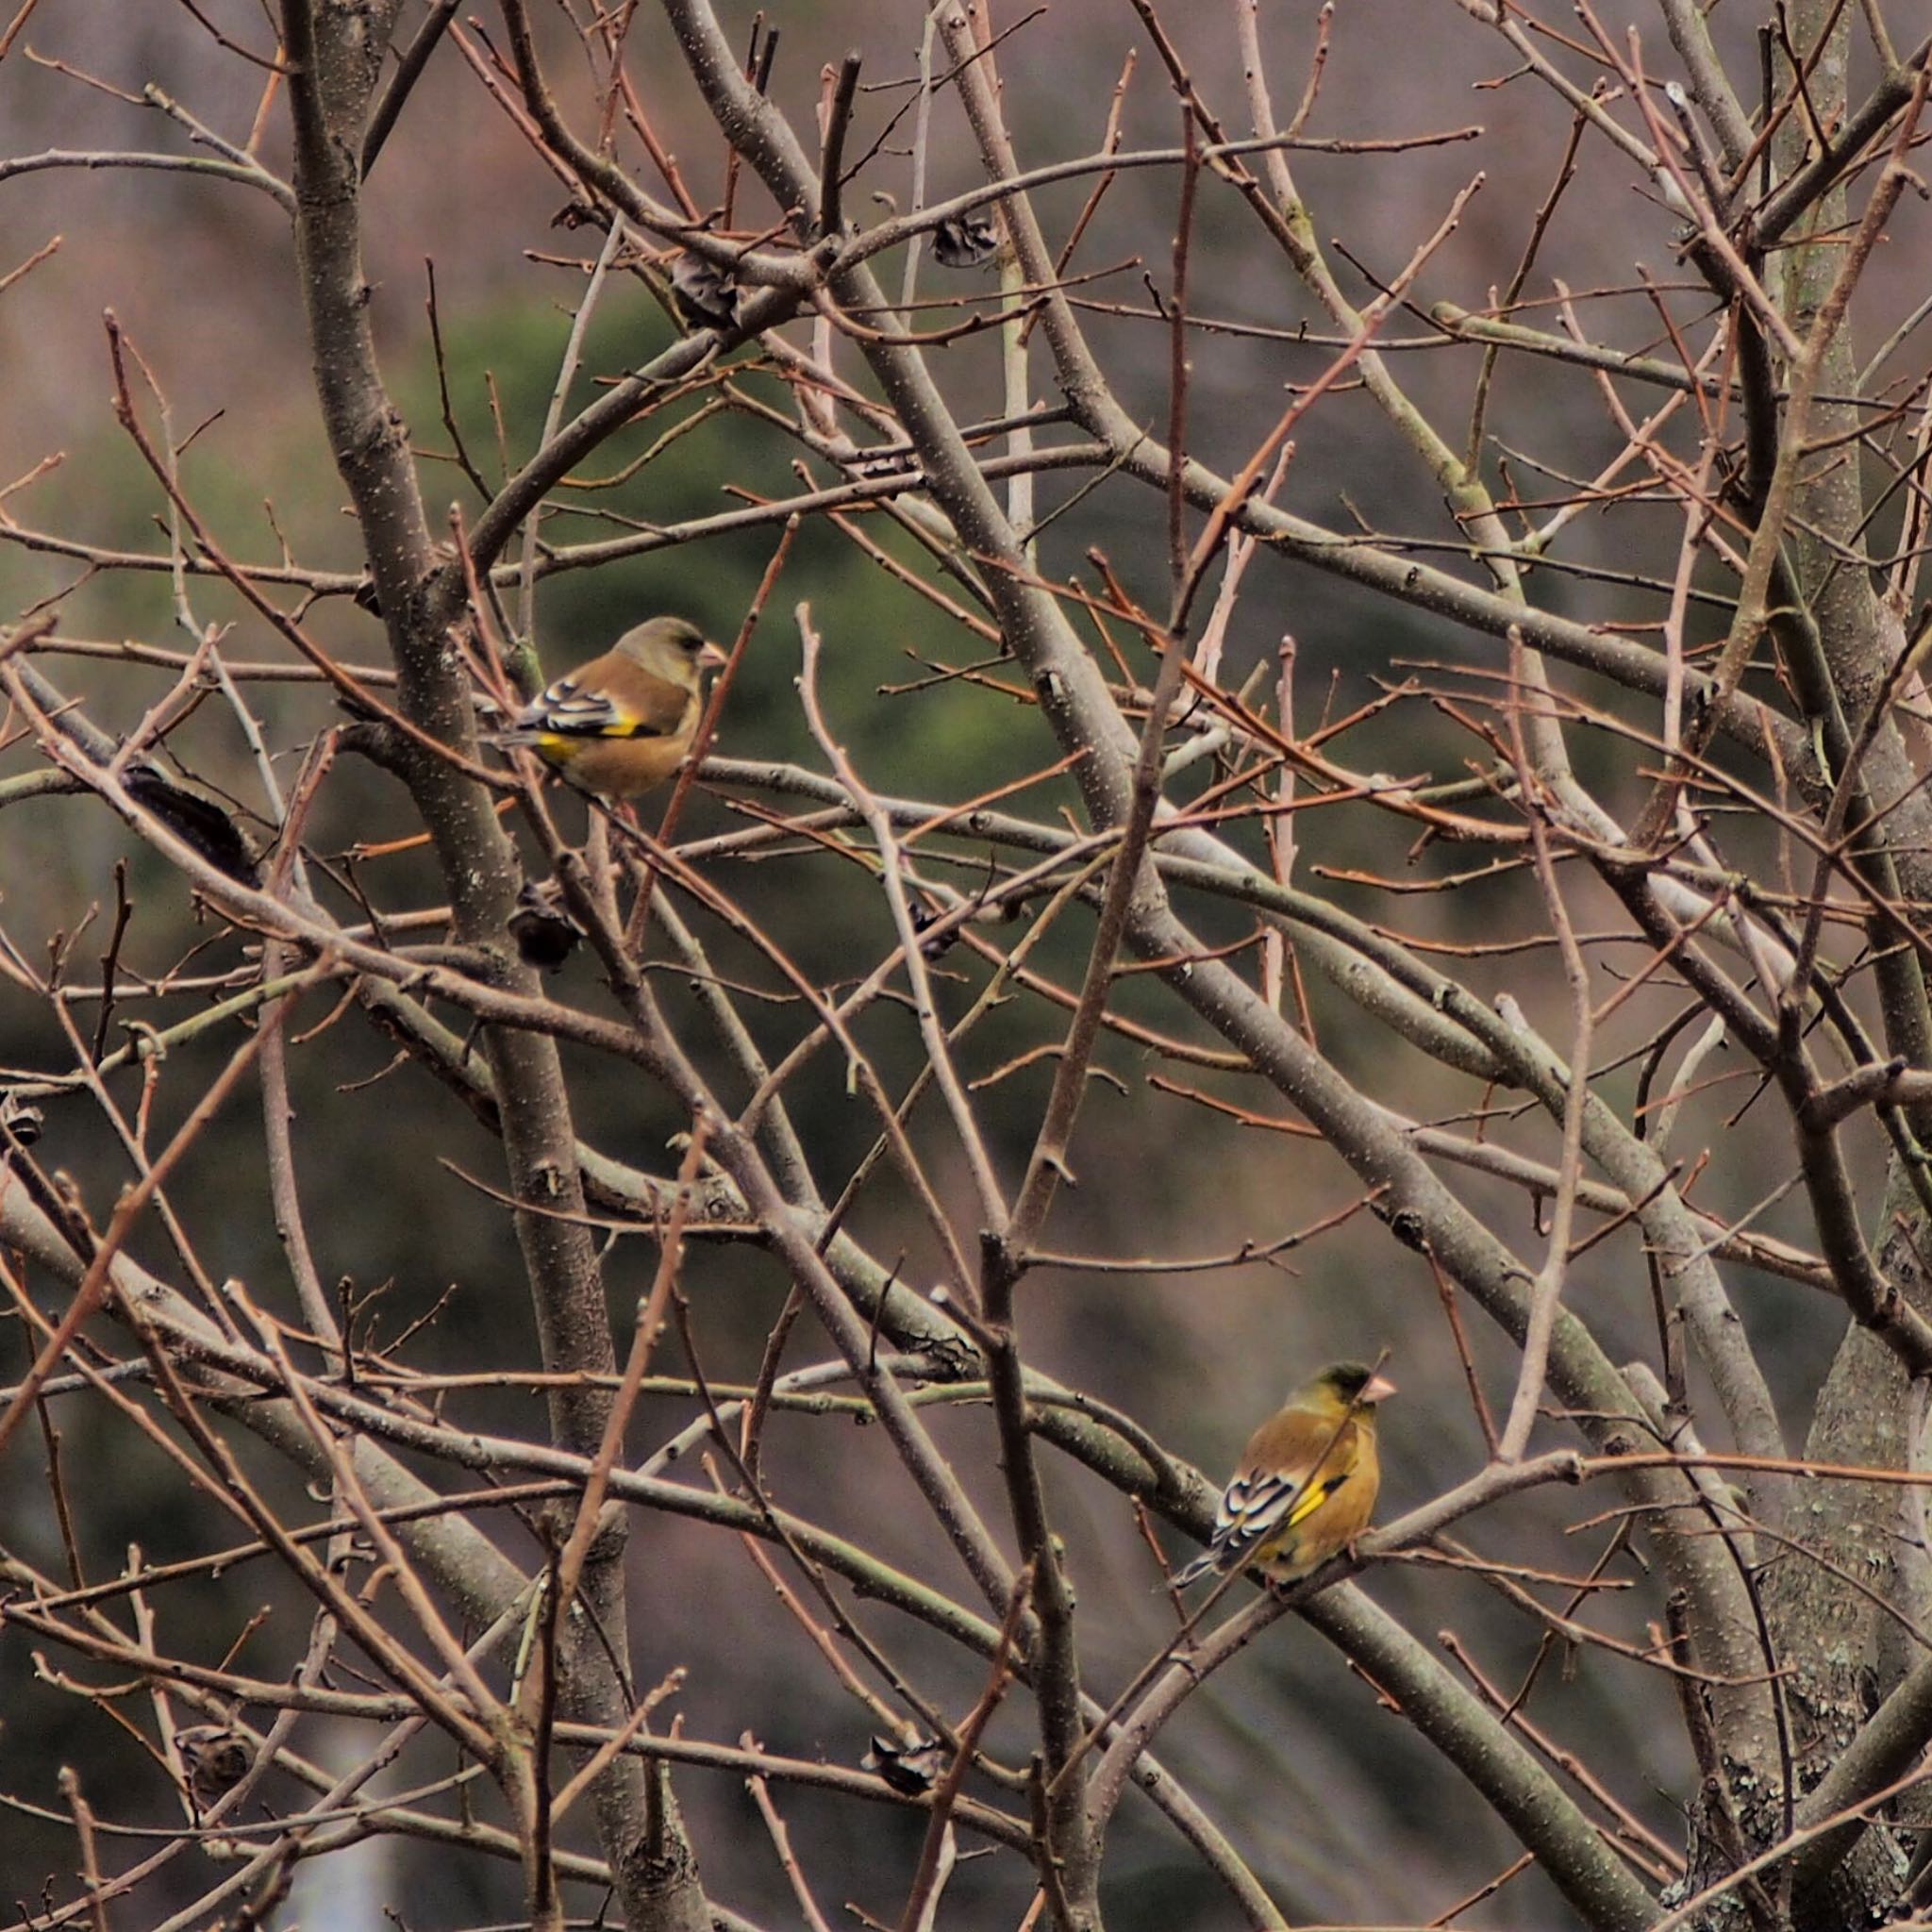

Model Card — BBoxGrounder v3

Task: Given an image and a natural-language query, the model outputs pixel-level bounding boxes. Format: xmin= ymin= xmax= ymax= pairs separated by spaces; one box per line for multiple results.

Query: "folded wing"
xmin=498 ymin=668 xmax=691 ymax=744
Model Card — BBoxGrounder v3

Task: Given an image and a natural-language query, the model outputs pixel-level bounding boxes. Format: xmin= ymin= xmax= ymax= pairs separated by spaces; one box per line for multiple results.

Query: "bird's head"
xmin=614 ymin=615 xmax=729 ymax=682
xmin=1318 ymin=1361 xmax=1397 ymax=1407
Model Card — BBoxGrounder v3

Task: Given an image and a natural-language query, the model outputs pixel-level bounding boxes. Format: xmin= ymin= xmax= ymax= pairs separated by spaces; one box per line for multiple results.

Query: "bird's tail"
xmin=1166 ymin=1551 xmax=1219 ymax=1589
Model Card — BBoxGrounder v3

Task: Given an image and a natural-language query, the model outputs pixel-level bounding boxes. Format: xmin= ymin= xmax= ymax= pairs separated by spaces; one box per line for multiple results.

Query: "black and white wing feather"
xmin=497 ymin=676 xmax=641 ymax=744
xmin=1169 ymin=1462 xmax=1350 ymax=1587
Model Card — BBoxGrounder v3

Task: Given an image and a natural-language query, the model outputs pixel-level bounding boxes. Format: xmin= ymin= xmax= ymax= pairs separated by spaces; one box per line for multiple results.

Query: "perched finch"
xmin=1172 ymin=1361 xmax=1394 ymax=1589
xmin=489 ymin=615 xmax=726 ymax=797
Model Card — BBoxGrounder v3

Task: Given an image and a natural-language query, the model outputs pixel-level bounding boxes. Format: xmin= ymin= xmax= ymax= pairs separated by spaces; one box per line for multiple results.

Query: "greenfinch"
xmin=491 ymin=615 xmax=726 ymax=797
xmin=175 ymin=1723 xmax=255 ymax=1809
xmin=1173 ymin=1361 xmax=1394 ymax=1588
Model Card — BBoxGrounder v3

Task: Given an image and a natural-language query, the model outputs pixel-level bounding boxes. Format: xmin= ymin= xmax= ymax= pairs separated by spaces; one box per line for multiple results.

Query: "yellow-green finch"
xmin=1172 ymin=1361 xmax=1394 ymax=1587
xmin=491 ymin=615 xmax=726 ymax=797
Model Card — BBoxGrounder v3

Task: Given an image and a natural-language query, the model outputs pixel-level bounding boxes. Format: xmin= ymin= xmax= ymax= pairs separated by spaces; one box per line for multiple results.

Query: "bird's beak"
xmin=1361 ymin=1373 xmax=1397 ymax=1404
xmin=698 ymin=641 xmax=730 ymax=671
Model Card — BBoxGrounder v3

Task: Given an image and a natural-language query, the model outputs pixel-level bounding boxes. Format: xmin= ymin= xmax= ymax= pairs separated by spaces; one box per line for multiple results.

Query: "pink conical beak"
xmin=1362 ymin=1373 xmax=1397 ymax=1403
xmin=698 ymin=641 xmax=730 ymax=670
